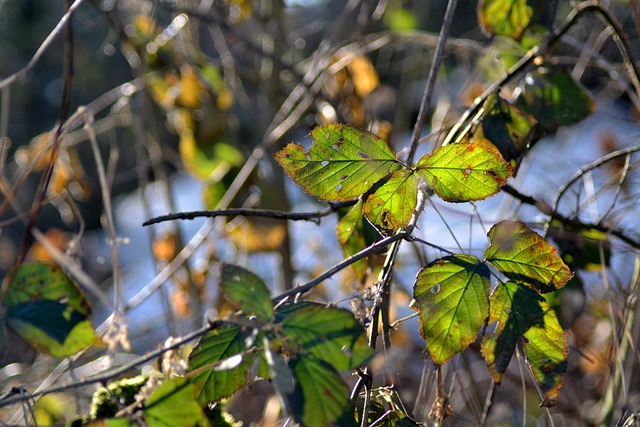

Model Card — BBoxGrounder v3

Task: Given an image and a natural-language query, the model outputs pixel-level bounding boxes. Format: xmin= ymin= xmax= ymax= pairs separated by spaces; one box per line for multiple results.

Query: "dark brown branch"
xmin=142 ymin=201 xmax=357 ymax=226
xmin=501 ymin=184 xmax=640 ymax=250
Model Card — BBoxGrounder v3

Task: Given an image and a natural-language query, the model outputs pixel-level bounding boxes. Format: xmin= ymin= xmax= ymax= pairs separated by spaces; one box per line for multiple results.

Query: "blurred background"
xmin=1 ymin=0 xmax=640 ymax=425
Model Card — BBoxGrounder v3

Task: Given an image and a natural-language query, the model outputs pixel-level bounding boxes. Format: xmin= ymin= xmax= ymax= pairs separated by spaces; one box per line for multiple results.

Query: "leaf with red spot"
xmin=482 ymin=281 xmax=567 ymax=405
xmin=484 ymin=221 xmax=573 ymax=293
xmin=416 ymin=143 xmax=512 ymax=202
xmin=363 ymin=170 xmax=420 ymax=233
xmin=274 ymin=124 xmax=401 ymax=201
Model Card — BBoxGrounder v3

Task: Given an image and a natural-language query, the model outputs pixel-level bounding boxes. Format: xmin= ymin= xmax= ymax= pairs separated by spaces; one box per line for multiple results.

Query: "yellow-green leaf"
xmin=482 ymin=281 xmax=567 ymax=405
xmin=478 ymin=0 xmax=533 ymax=41
xmin=413 ymin=255 xmax=490 ymax=364
xmin=336 ymin=200 xmax=371 ymax=281
xmin=484 ymin=221 xmax=573 ymax=293
xmin=363 ymin=170 xmax=420 ymax=232
xmin=274 ymin=124 xmax=401 ymax=201
xmin=416 ymin=143 xmax=512 ymax=202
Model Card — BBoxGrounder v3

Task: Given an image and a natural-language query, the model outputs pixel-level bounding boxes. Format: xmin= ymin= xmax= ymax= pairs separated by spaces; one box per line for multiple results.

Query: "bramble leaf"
xmin=274 ymin=124 xmax=401 ymax=201
xmin=144 ymin=378 xmax=208 ymax=427
xmin=289 ymin=356 xmax=354 ymax=427
xmin=478 ymin=93 xmax=537 ymax=167
xmin=484 ymin=221 xmax=573 ymax=292
xmin=220 ymin=263 xmax=273 ymax=321
xmin=478 ymin=0 xmax=533 ymax=41
xmin=413 ymin=255 xmax=490 ymax=364
xmin=188 ymin=324 xmax=256 ymax=404
xmin=281 ymin=303 xmax=373 ymax=371
xmin=482 ymin=281 xmax=567 ymax=405
xmin=516 ymin=69 xmax=594 ymax=134
xmin=336 ymin=200 xmax=371 ymax=281
xmin=363 ymin=170 xmax=420 ymax=232
xmin=416 ymin=143 xmax=512 ymax=202
xmin=2 ymin=262 xmax=99 ymax=357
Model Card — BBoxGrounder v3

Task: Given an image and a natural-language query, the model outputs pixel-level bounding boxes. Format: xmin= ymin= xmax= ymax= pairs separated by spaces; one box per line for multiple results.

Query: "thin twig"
xmin=142 ymin=201 xmax=357 ymax=226
xmin=406 ymin=0 xmax=458 ymax=164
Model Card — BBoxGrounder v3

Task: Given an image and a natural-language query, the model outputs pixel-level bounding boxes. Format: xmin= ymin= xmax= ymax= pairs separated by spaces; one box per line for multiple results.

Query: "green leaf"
xmin=220 ymin=264 xmax=273 ymax=321
xmin=416 ymin=143 xmax=512 ymax=202
xmin=412 ymin=255 xmax=490 ymax=364
xmin=274 ymin=124 xmax=401 ymax=201
xmin=484 ymin=221 xmax=573 ymax=293
xmin=481 ymin=282 xmax=567 ymax=404
xmin=2 ymin=262 xmax=99 ymax=357
xmin=188 ymin=324 xmax=256 ymax=404
xmin=336 ymin=200 xmax=372 ymax=281
xmin=478 ymin=93 xmax=537 ymax=167
xmin=3 ymin=262 xmax=91 ymax=314
xmin=363 ymin=170 xmax=420 ymax=232
xmin=478 ymin=0 xmax=533 ymax=41
xmin=144 ymin=378 xmax=208 ymax=427
xmin=515 ymin=69 xmax=594 ymax=133
xmin=6 ymin=301 xmax=97 ymax=358
xmin=281 ymin=303 xmax=373 ymax=371
xmin=289 ymin=356 xmax=354 ymax=427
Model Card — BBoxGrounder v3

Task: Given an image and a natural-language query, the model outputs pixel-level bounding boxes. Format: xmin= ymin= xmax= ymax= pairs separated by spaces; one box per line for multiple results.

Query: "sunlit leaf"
xmin=484 ymin=221 xmax=573 ymax=293
xmin=289 ymin=356 xmax=354 ymax=427
xmin=413 ymin=255 xmax=490 ymax=364
xmin=85 ymin=418 xmax=135 ymax=427
xmin=274 ymin=124 xmax=401 ymax=201
xmin=478 ymin=0 xmax=533 ymax=41
xmin=336 ymin=200 xmax=372 ymax=281
xmin=188 ymin=324 xmax=256 ymax=404
xmin=478 ymin=93 xmax=537 ymax=167
xmin=2 ymin=262 xmax=99 ymax=357
xmin=281 ymin=303 xmax=373 ymax=371
xmin=515 ymin=69 xmax=594 ymax=133
xmin=547 ymin=222 xmax=610 ymax=271
xmin=220 ymin=263 xmax=273 ymax=321
xmin=482 ymin=281 xmax=567 ymax=404
xmin=144 ymin=378 xmax=208 ymax=427
xmin=416 ymin=143 xmax=512 ymax=202
xmin=363 ymin=170 xmax=420 ymax=232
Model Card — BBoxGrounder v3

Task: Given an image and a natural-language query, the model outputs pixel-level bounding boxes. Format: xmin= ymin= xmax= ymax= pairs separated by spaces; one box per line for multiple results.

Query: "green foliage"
xmin=220 ymin=263 xmax=273 ymax=321
xmin=274 ymin=124 xmax=402 ymax=201
xmin=482 ymin=282 xmax=567 ymax=405
xmin=89 ymin=376 xmax=147 ymax=420
xmin=413 ymin=255 xmax=490 ymax=364
xmin=2 ymin=262 xmax=99 ymax=357
xmin=187 ymin=324 xmax=258 ymax=404
xmin=144 ymin=378 xmax=208 ymax=427
xmin=416 ymin=143 xmax=513 ymax=202
xmin=485 ymin=221 xmax=573 ymax=293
